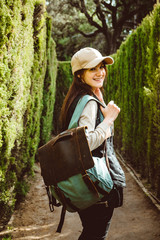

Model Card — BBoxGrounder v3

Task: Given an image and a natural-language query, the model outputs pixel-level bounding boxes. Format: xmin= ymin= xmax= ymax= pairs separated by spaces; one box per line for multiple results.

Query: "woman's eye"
xmin=89 ymin=64 xmax=105 ymax=71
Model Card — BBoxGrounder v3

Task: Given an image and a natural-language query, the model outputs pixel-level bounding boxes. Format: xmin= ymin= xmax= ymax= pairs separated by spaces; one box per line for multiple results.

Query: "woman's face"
xmin=82 ymin=62 xmax=106 ymax=92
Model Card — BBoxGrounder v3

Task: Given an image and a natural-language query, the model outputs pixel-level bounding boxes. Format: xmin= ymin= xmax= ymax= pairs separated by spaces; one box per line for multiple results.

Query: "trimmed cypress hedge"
xmin=53 ymin=61 xmax=72 ymax=134
xmin=0 ymin=0 xmax=57 ymax=225
xmin=40 ymin=16 xmax=57 ymax=145
xmin=105 ymin=4 xmax=160 ymax=198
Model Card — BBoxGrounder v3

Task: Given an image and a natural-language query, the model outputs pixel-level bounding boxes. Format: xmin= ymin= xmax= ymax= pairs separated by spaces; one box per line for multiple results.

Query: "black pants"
xmin=78 ymin=202 xmax=114 ymax=240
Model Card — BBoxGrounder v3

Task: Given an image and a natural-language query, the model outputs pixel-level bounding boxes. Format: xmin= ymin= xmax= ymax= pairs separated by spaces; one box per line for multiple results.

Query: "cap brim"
xmin=84 ymin=56 xmax=114 ymax=69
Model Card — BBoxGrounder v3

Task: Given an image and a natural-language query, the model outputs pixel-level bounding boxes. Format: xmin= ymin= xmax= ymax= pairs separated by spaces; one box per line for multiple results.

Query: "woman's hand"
xmin=94 ymin=88 xmax=120 ymax=125
xmin=101 ymin=100 xmax=120 ymax=125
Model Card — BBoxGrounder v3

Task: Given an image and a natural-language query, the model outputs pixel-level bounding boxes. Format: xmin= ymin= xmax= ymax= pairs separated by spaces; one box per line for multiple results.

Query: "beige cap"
xmin=71 ymin=47 xmax=114 ymax=74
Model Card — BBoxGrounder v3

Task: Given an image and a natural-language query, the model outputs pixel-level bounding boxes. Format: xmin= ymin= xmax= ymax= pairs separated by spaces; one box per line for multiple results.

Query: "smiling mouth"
xmin=93 ymin=78 xmax=103 ymax=81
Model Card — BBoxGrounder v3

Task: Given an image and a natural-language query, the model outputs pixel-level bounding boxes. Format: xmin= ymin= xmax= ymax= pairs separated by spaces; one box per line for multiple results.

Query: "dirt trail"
xmin=1 ymin=162 xmax=160 ymax=240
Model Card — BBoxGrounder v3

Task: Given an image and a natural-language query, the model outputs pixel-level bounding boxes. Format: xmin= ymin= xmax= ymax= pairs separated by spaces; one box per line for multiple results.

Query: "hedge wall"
xmin=40 ymin=17 xmax=57 ymax=145
xmin=0 ymin=0 xmax=57 ymax=226
xmin=105 ymin=4 xmax=160 ymax=198
xmin=53 ymin=61 xmax=72 ymax=134
xmin=54 ymin=4 xmax=160 ymax=199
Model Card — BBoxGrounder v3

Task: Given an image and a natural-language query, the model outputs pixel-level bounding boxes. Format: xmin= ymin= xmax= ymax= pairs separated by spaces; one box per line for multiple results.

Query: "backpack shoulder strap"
xmin=68 ymin=95 xmax=105 ymax=129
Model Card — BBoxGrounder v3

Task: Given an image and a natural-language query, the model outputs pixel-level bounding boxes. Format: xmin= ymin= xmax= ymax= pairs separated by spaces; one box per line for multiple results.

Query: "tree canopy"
xmin=47 ymin=0 xmax=156 ymax=59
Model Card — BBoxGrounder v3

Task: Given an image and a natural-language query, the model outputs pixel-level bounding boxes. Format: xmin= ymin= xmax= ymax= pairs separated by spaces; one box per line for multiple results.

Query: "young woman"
xmin=60 ymin=47 xmax=126 ymax=240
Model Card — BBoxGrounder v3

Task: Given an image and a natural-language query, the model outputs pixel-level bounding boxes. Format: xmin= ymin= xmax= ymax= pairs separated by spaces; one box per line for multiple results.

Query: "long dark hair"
xmin=59 ymin=70 xmax=93 ymax=131
xmin=60 ymin=64 xmax=107 ymax=131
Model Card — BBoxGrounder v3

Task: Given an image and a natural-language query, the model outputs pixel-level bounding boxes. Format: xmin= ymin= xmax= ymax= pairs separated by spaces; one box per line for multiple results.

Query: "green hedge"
xmin=53 ymin=61 xmax=72 ymax=134
xmin=40 ymin=17 xmax=57 ymax=145
xmin=0 ymin=0 xmax=57 ymax=225
xmin=105 ymin=4 xmax=160 ymax=198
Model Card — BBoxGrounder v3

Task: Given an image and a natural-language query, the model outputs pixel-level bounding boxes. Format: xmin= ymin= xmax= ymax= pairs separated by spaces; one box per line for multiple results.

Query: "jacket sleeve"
xmin=78 ymin=100 xmax=111 ymax=151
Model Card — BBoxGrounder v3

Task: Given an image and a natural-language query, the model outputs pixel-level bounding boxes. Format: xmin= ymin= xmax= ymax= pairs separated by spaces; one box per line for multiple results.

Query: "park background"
xmin=0 ymin=0 xmax=160 ymax=229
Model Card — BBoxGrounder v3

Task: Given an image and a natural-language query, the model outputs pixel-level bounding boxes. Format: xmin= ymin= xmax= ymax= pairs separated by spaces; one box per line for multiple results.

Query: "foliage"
xmin=39 ymin=16 xmax=57 ymax=145
xmin=0 ymin=0 xmax=57 ymax=226
xmin=47 ymin=0 xmax=156 ymax=59
xmin=52 ymin=61 xmax=72 ymax=134
xmin=2 ymin=236 xmax=11 ymax=240
xmin=105 ymin=3 xmax=160 ymax=198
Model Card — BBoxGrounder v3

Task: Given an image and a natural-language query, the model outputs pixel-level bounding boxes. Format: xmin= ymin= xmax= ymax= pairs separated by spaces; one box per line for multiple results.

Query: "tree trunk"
xmin=103 ymin=32 xmax=112 ymax=55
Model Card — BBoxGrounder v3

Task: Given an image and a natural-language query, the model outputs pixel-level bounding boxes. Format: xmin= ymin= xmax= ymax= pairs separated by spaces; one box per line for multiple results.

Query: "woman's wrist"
xmin=103 ymin=117 xmax=113 ymax=126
